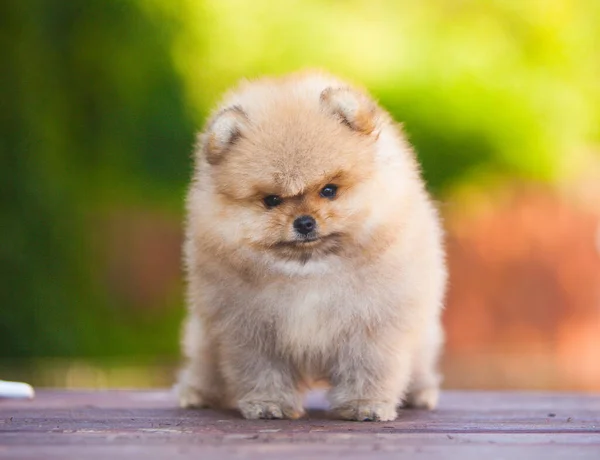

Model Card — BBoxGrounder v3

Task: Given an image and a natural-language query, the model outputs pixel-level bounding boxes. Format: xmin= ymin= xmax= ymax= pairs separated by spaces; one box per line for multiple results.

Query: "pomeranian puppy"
xmin=177 ymin=71 xmax=446 ymax=422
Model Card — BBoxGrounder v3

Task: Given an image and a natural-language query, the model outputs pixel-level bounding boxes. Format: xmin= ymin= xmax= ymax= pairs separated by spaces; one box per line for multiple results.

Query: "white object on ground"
xmin=0 ymin=380 xmax=35 ymax=399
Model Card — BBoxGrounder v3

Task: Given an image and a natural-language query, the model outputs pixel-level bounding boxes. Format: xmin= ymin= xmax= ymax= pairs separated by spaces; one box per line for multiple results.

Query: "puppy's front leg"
xmin=220 ymin=344 xmax=305 ymax=420
xmin=328 ymin=337 xmax=412 ymax=422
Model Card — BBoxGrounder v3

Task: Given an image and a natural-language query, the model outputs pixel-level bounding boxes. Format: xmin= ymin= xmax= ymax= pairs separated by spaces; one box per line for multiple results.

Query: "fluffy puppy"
xmin=177 ymin=71 xmax=446 ymax=421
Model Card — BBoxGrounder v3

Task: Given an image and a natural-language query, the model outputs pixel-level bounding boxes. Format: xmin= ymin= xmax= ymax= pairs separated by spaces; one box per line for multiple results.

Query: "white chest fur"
xmin=250 ymin=275 xmax=385 ymax=360
xmin=277 ymin=282 xmax=337 ymax=355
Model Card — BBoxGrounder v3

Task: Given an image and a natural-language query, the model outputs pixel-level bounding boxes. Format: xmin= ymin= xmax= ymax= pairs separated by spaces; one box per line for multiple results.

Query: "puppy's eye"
xmin=320 ymin=184 xmax=338 ymax=199
xmin=263 ymin=195 xmax=283 ymax=208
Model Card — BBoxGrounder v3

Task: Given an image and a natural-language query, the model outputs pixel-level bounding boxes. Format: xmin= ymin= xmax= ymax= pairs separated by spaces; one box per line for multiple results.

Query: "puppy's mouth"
xmin=273 ymin=232 xmax=342 ymax=249
xmin=280 ymin=236 xmax=320 ymax=246
xmin=267 ymin=232 xmax=344 ymax=263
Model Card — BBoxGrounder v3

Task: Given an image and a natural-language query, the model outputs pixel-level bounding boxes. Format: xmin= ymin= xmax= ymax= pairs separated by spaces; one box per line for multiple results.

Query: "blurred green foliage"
xmin=1 ymin=0 xmax=598 ymax=358
xmin=0 ymin=1 xmax=194 ymax=358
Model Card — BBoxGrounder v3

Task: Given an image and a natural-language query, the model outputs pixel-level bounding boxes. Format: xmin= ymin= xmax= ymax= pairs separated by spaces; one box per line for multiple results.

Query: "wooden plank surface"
xmin=1 ymin=390 xmax=599 ymax=459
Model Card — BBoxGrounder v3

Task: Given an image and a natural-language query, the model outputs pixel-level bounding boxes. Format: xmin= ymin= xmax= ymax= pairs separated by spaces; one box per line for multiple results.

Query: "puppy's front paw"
xmin=333 ymin=400 xmax=398 ymax=422
xmin=238 ymin=400 xmax=304 ymax=420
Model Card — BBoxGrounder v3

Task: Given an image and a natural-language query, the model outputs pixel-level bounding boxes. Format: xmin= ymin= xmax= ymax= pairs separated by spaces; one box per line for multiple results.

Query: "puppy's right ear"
xmin=200 ymin=106 xmax=247 ymax=165
xmin=320 ymin=87 xmax=380 ymax=136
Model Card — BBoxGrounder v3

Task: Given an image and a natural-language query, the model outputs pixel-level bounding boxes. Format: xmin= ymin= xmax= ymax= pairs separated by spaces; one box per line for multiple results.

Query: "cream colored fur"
xmin=177 ymin=71 xmax=447 ymax=421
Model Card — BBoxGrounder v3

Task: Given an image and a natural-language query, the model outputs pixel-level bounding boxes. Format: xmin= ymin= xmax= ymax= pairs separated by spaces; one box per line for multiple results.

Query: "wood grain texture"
xmin=1 ymin=390 xmax=599 ymax=459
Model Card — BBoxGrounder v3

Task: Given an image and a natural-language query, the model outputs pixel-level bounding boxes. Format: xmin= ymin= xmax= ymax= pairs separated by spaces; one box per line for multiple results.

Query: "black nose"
xmin=293 ymin=215 xmax=316 ymax=235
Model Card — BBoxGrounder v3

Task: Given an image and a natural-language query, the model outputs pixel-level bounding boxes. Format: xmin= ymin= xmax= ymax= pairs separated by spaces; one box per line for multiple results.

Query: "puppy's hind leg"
xmin=404 ymin=320 xmax=443 ymax=410
xmin=176 ymin=315 xmax=227 ymax=409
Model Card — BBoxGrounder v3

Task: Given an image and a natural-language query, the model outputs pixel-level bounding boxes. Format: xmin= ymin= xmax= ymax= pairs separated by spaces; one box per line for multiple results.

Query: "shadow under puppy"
xmin=177 ymin=71 xmax=446 ymax=421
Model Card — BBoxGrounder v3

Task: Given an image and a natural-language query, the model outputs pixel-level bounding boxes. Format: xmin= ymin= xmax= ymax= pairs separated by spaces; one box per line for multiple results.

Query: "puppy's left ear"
xmin=320 ymin=87 xmax=380 ymax=135
xmin=200 ymin=105 xmax=248 ymax=165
